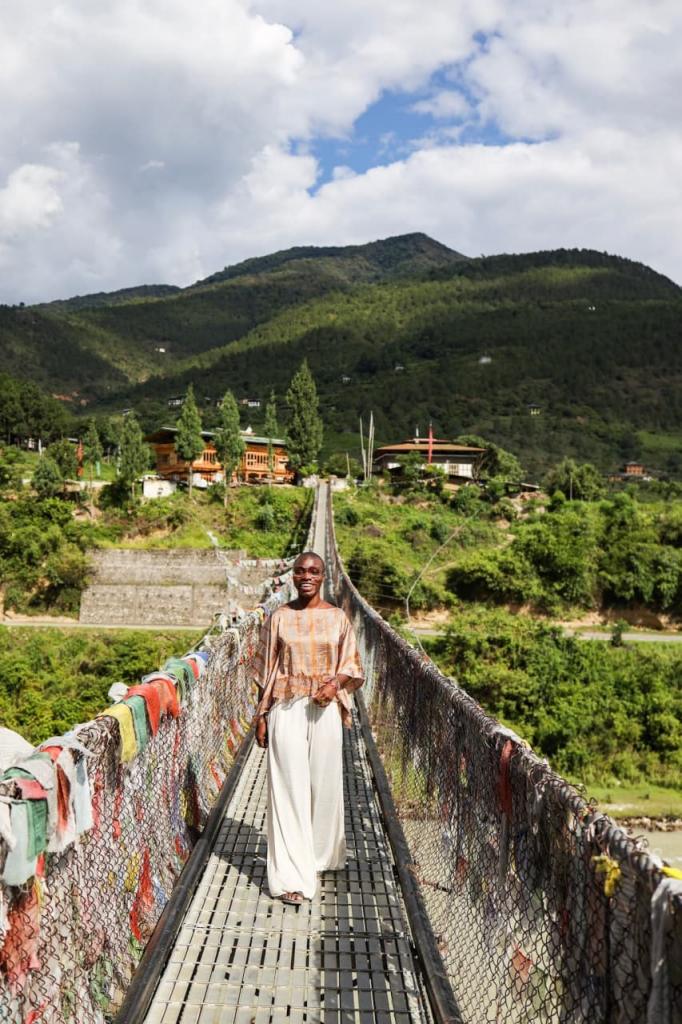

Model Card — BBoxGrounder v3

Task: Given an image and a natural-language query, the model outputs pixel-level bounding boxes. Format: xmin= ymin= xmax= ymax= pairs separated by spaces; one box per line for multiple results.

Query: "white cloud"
xmin=0 ymin=164 xmax=63 ymax=237
xmin=410 ymin=90 xmax=470 ymax=120
xmin=0 ymin=0 xmax=680 ymax=301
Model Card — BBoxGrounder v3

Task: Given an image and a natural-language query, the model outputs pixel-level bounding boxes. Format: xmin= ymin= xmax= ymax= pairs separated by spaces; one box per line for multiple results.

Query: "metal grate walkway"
xmin=143 ymin=713 xmax=433 ymax=1023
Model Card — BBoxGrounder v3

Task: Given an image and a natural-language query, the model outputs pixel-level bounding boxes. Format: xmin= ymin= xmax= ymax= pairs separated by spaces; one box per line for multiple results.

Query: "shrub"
xmin=336 ymin=505 xmax=360 ymax=527
xmin=446 ymin=548 xmax=540 ymax=605
xmin=450 ymin=485 xmax=485 ymax=517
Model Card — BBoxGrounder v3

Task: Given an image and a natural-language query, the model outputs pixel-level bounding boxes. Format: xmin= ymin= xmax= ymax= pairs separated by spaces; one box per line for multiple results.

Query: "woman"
xmin=254 ymin=550 xmax=364 ymax=905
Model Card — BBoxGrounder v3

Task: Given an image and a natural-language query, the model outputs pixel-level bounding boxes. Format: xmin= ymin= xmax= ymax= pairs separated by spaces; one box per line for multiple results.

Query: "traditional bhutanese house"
xmin=373 ymin=437 xmax=487 ymax=484
xmin=607 ymin=461 xmax=654 ymax=483
xmin=145 ymin=427 xmax=294 ymax=486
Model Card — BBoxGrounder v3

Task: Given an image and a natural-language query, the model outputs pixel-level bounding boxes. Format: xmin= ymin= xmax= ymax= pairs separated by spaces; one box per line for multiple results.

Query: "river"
xmin=638 ymin=830 xmax=682 ymax=868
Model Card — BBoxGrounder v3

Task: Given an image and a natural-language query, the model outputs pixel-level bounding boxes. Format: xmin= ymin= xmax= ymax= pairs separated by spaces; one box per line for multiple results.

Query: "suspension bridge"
xmin=0 ymin=483 xmax=680 ymax=1024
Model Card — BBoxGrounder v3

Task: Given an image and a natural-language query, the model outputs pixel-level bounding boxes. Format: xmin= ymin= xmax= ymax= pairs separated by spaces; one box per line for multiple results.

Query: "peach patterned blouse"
xmin=254 ymin=605 xmax=364 ymax=727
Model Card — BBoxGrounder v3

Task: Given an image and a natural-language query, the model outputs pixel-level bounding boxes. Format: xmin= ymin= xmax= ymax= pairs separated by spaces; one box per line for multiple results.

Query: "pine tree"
xmin=118 ymin=413 xmax=150 ymax=501
xmin=175 ymin=385 xmax=204 ymax=499
xmin=213 ymin=391 xmax=245 ymax=507
xmin=83 ymin=418 xmax=103 ymax=495
xmin=285 ymin=361 xmax=323 ymax=474
xmin=264 ymin=390 xmax=278 ymax=481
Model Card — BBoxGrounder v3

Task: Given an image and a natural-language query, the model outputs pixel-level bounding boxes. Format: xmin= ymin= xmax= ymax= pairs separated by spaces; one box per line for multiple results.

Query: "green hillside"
xmin=35 ymin=283 xmax=181 ymax=312
xmin=196 ymin=232 xmax=467 ymax=286
xmin=1 ymin=233 xmax=680 ymax=476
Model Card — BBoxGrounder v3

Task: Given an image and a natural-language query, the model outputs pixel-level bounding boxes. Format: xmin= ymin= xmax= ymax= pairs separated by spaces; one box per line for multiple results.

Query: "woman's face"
xmin=292 ymin=556 xmax=325 ymax=599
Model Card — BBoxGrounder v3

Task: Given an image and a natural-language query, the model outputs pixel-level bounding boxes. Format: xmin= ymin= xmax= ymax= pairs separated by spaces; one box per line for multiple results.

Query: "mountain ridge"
xmin=2 ymin=233 xmax=681 ymax=476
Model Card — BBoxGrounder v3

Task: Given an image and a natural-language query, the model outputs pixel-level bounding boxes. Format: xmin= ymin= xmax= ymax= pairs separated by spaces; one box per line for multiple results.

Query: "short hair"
xmin=294 ymin=551 xmax=325 ymax=572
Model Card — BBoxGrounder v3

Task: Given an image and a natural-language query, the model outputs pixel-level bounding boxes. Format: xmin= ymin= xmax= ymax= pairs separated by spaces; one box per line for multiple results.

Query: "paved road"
xmin=567 ymin=629 xmax=682 ymax=643
xmin=409 ymin=625 xmax=682 ymax=644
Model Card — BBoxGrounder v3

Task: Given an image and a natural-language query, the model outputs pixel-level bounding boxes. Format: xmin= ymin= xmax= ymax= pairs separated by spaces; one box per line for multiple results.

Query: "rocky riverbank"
xmin=617 ymin=816 xmax=682 ymax=832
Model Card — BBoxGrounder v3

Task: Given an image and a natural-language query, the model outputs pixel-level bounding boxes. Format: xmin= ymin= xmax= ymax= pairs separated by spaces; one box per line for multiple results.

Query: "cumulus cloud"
xmin=410 ymin=90 xmax=470 ymax=120
xmin=0 ymin=164 xmax=63 ymax=237
xmin=0 ymin=0 xmax=680 ymax=301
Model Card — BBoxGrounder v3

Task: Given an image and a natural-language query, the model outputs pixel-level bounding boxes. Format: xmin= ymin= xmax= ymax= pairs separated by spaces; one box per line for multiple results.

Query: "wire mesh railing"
xmin=325 ymin=492 xmax=682 ymax=1024
xmin=0 ymin=585 xmax=293 ymax=1024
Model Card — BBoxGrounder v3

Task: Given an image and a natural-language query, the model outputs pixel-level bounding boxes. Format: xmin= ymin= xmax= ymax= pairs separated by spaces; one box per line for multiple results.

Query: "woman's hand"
xmin=312 ymin=678 xmax=339 ymax=707
xmin=255 ymin=715 xmax=268 ymax=749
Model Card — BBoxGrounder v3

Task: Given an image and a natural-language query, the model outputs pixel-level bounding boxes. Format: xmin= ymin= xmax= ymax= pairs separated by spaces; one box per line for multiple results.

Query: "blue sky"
xmin=307 ymin=59 xmax=522 ymax=190
xmin=0 ymin=0 xmax=679 ymax=301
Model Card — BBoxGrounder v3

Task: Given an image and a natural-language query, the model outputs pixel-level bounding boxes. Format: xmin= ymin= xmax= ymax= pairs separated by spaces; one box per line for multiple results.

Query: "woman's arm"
xmin=312 ymin=673 xmax=350 ymax=706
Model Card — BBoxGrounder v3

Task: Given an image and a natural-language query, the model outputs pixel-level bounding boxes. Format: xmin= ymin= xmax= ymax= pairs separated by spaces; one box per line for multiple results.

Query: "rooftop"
xmin=145 ymin=427 xmax=287 ymax=447
xmin=375 ymin=438 xmax=486 ymax=454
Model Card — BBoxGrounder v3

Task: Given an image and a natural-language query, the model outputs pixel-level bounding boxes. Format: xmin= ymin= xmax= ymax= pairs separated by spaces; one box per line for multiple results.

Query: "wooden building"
xmin=607 ymin=462 xmax=654 ymax=484
xmin=373 ymin=437 xmax=487 ymax=484
xmin=145 ymin=428 xmax=294 ymax=486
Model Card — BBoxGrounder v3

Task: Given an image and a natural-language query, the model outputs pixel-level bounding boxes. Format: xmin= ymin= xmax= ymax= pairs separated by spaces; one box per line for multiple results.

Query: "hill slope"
xmin=2 ymin=234 xmax=681 ymax=476
xmin=196 ymin=232 xmax=467 ymax=286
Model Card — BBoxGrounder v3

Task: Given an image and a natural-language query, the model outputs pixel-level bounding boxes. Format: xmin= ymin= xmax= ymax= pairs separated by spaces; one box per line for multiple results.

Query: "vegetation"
xmin=285 ymin=360 xmax=324 ymax=473
xmin=0 ymin=235 xmax=679 ymax=477
xmin=264 ymin=390 xmax=279 ymax=478
xmin=222 ymin=486 xmax=312 ymax=557
xmin=175 ymin=385 xmax=203 ymax=499
xmin=422 ymin=607 xmax=682 ymax=788
xmin=213 ymin=390 xmax=244 ymax=505
xmin=0 ymin=447 xmax=311 ymax=616
xmin=118 ymin=412 xmax=151 ymax=500
xmin=0 ymin=496 xmax=94 ymax=614
xmin=334 ymin=480 xmax=682 ymax=801
xmin=83 ymin=418 xmax=103 ymax=497
xmin=447 ymin=492 xmax=682 ymax=615
xmin=0 ymin=373 xmax=71 ymax=442
xmin=333 ymin=484 xmax=497 ymax=611
xmin=32 ymin=456 xmax=64 ymax=499
xmin=0 ymin=627 xmax=202 ymax=744
xmin=544 ymin=457 xmax=605 ymax=501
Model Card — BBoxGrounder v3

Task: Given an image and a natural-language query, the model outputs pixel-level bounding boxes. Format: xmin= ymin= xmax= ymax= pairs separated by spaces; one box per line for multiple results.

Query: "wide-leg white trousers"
xmin=266 ymin=696 xmax=345 ymax=899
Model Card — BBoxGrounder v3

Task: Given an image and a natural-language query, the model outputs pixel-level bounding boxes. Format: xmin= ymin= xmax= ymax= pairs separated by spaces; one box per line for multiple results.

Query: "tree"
xmin=456 ymin=434 xmax=525 ymax=485
xmin=33 ymin=456 xmax=64 ymax=499
xmin=264 ymin=391 xmax=279 ymax=482
xmin=544 ymin=458 xmax=605 ymax=501
xmin=118 ymin=413 xmax=150 ymax=501
xmin=285 ymin=361 xmax=323 ymax=474
xmin=48 ymin=439 xmax=78 ymax=480
xmin=213 ymin=391 xmax=244 ymax=507
xmin=103 ymin=416 xmax=123 ymax=463
xmin=175 ymin=385 xmax=203 ymax=499
xmin=83 ymin=418 xmax=103 ymax=503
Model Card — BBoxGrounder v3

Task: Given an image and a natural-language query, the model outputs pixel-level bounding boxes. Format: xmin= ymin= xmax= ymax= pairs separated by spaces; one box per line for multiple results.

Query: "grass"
xmin=95 ymin=485 xmax=312 ymax=557
xmin=581 ymin=781 xmax=682 ymax=820
xmin=333 ymin=484 xmax=499 ymax=609
xmin=637 ymin=429 xmax=682 ymax=454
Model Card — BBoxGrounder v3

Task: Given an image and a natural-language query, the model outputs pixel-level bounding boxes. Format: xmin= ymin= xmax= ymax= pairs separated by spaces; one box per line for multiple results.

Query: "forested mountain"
xmin=1 ymin=233 xmax=680 ymax=476
xmin=36 ymin=283 xmax=181 ymax=312
xmin=196 ymin=232 xmax=467 ymax=286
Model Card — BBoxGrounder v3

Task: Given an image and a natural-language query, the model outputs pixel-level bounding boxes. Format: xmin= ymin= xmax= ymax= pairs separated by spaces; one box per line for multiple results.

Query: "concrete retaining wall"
xmin=79 ymin=549 xmax=285 ymax=626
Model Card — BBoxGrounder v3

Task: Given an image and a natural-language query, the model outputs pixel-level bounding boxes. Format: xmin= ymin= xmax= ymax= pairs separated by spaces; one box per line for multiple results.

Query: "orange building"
xmin=145 ymin=428 xmax=294 ymax=486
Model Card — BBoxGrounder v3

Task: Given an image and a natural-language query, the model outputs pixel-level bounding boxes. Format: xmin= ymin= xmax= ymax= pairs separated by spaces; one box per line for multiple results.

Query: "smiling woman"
xmin=253 ymin=550 xmax=364 ymax=905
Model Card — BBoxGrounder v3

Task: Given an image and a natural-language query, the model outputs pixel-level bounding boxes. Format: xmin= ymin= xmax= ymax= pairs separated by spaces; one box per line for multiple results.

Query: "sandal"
xmin=280 ymin=891 xmax=304 ymax=905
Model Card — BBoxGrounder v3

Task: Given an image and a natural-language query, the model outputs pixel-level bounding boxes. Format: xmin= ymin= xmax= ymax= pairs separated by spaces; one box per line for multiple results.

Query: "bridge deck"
xmin=143 ymin=714 xmax=433 ymax=1024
